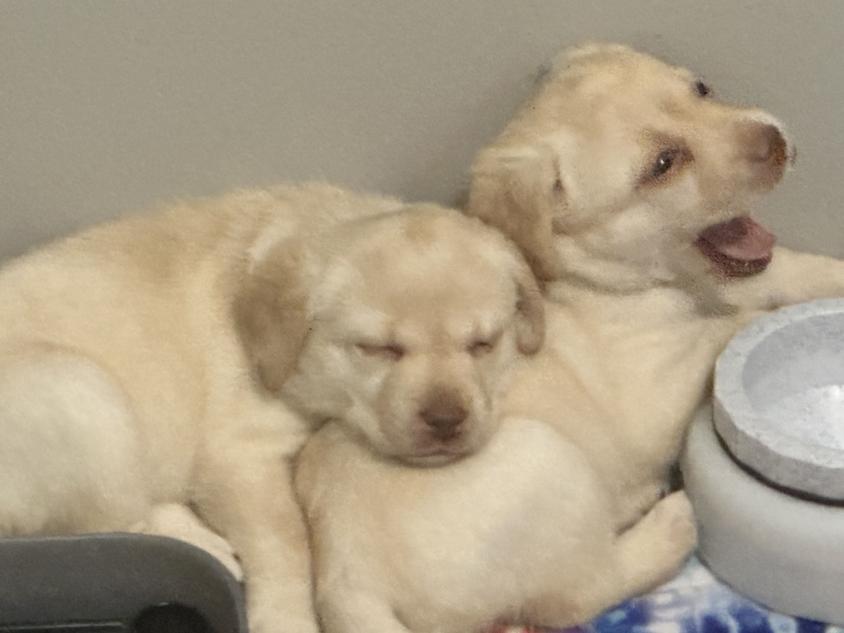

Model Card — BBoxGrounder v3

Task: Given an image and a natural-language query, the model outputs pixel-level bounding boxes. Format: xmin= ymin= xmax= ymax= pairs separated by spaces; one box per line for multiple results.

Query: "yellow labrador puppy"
xmin=291 ymin=190 xmax=692 ymax=633
xmin=467 ymin=43 xmax=844 ymax=528
xmin=0 ymin=183 xmax=447 ymax=633
xmin=278 ymin=207 xmax=545 ymax=466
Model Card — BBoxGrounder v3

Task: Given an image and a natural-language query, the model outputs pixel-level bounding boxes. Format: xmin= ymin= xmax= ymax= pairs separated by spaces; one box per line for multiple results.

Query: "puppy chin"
xmin=399 ymin=449 xmax=470 ymax=468
xmin=399 ymin=453 xmax=465 ymax=468
xmin=365 ymin=429 xmax=469 ymax=467
xmin=393 ymin=429 xmax=495 ymax=468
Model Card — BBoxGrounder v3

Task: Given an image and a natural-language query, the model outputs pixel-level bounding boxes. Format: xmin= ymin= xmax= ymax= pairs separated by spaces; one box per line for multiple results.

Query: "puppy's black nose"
xmin=420 ymin=391 xmax=467 ymax=439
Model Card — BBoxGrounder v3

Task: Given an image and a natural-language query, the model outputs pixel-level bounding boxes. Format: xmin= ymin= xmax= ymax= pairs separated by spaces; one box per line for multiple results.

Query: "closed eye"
xmin=355 ymin=342 xmax=404 ymax=361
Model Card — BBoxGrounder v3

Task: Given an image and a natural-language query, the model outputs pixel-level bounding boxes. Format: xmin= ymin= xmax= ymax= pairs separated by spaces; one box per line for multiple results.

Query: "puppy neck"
xmin=547 ymin=235 xmax=743 ymax=318
xmin=549 ymin=236 xmax=673 ymax=295
xmin=545 ymin=258 xmax=739 ymax=322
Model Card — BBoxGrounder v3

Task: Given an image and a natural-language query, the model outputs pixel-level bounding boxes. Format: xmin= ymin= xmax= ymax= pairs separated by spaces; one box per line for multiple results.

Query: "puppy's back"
xmin=0 ymin=183 xmax=402 ymax=345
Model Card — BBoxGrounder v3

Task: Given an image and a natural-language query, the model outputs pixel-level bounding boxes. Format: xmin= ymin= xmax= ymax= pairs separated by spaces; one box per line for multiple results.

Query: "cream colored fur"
xmin=280 ymin=206 xmax=544 ymax=467
xmin=291 ymin=190 xmax=694 ymax=632
xmin=467 ymin=43 xmax=844 ymax=530
xmin=297 ymin=417 xmax=696 ymax=633
xmin=0 ymin=183 xmax=414 ymax=633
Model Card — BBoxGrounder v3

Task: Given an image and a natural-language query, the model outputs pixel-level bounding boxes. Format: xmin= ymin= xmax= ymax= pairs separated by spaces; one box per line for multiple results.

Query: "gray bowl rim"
xmin=714 ymin=298 xmax=844 ymax=498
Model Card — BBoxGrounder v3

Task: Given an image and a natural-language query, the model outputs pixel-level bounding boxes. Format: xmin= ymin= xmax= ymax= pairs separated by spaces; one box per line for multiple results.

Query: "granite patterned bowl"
xmin=714 ymin=298 xmax=844 ymax=500
xmin=683 ymin=405 xmax=844 ymax=625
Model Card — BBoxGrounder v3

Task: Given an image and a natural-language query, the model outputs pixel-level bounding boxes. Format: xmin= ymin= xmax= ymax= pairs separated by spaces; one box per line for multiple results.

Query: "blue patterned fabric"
xmin=572 ymin=557 xmax=842 ymax=633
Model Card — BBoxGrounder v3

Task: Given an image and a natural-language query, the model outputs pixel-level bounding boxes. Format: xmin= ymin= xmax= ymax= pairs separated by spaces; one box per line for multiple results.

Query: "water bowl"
xmin=683 ymin=299 xmax=844 ymax=625
xmin=713 ymin=299 xmax=844 ymax=500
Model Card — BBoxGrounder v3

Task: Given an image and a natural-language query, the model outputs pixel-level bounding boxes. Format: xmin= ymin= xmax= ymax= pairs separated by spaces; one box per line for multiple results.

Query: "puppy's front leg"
xmin=726 ymin=246 xmax=844 ymax=310
xmin=129 ymin=502 xmax=242 ymax=580
xmin=194 ymin=399 xmax=318 ymax=633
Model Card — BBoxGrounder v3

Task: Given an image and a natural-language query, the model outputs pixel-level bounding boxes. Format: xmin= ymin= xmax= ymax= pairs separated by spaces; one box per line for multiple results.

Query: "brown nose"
xmin=744 ymin=123 xmax=788 ymax=166
xmin=419 ymin=390 xmax=468 ymax=439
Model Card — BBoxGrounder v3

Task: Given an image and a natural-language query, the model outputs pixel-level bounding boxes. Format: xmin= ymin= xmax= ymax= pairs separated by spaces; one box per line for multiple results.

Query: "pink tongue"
xmin=698 ymin=216 xmax=776 ymax=261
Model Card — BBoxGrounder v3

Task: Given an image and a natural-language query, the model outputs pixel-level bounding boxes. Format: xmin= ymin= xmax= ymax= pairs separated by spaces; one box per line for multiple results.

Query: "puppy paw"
xmin=615 ymin=481 xmax=669 ymax=531
xmin=615 ymin=490 xmax=698 ymax=597
xmin=130 ymin=503 xmax=243 ymax=581
xmin=178 ymin=526 xmax=243 ymax=582
xmin=648 ymin=490 xmax=698 ymax=563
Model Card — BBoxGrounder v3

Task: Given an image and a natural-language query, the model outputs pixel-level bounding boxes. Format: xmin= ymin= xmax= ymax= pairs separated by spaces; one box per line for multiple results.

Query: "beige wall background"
xmin=2 ymin=0 xmax=843 ymax=261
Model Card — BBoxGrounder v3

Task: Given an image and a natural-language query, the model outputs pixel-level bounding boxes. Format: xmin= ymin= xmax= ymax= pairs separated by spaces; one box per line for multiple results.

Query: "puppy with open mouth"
xmin=467 ymin=43 xmax=844 ymax=529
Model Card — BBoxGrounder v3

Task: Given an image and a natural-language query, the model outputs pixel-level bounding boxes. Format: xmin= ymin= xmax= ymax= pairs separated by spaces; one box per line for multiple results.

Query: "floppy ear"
xmin=512 ymin=256 xmax=546 ymax=355
xmin=467 ymin=144 xmax=565 ymax=281
xmin=232 ymin=240 xmax=311 ymax=393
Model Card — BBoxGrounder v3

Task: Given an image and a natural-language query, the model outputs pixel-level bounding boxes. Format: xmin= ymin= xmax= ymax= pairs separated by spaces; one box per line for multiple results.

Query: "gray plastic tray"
xmin=0 ymin=533 xmax=247 ymax=632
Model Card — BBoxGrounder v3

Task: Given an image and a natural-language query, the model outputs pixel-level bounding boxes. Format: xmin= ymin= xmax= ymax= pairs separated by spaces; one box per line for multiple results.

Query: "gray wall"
xmin=2 ymin=0 xmax=843 ymax=261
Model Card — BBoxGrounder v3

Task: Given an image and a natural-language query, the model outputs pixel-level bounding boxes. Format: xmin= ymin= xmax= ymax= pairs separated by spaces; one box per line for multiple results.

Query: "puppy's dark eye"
xmin=694 ymin=80 xmax=711 ymax=97
xmin=650 ymin=149 xmax=678 ymax=179
xmin=356 ymin=343 xmax=404 ymax=361
xmin=468 ymin=339 xmax=496 ymax=357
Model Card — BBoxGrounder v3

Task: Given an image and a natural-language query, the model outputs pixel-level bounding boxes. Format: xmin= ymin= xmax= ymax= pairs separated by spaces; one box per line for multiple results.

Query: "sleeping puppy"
xmin=0 ymin=183 xmax=418 ymax=633
xmin=292 ymin=208 xmax=694 ymax=633
xmin=277 ymin=205 xmax=545 ymax=465
xmin=466 ymin=43 xmax=844 ymax=527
